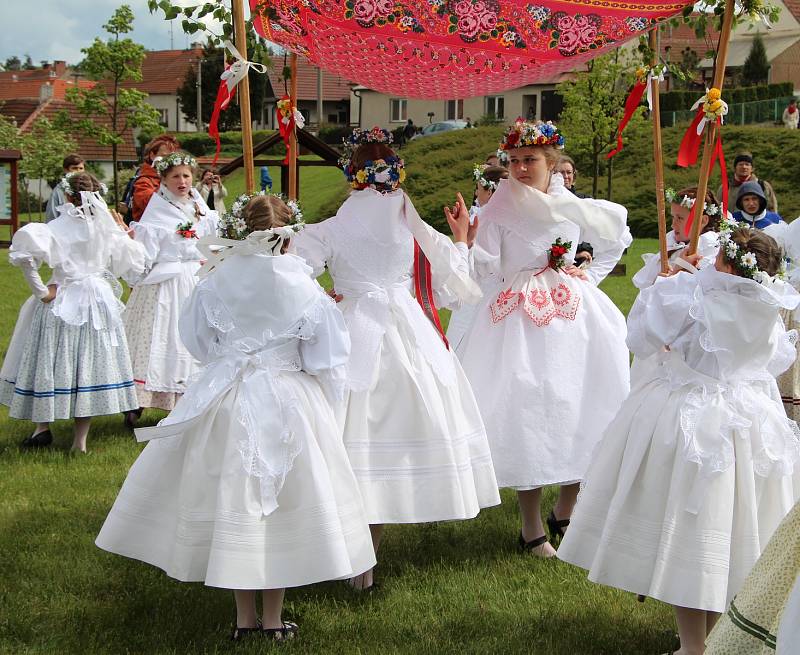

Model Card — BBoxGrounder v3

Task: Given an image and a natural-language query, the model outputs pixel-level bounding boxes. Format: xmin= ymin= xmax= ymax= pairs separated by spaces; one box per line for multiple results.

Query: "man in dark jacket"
xmin=732 ymin=180 xmax=784 ymax=229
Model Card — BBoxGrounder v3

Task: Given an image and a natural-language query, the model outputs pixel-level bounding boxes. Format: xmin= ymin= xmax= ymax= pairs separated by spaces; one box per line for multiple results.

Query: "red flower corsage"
xmin=548 ymin=237 xmax=572 ymax=270
xmin=176 ymin=220 xmax=198 ymax=239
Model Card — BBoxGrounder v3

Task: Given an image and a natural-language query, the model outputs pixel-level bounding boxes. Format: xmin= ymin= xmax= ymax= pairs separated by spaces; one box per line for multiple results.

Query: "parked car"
xmin=410 ymin=120 xmax=468 ymax=140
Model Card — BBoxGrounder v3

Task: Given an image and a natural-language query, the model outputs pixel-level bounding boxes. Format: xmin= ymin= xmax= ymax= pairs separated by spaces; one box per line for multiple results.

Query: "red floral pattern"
xmin=251 ymin=0 xmax=691 ymax=99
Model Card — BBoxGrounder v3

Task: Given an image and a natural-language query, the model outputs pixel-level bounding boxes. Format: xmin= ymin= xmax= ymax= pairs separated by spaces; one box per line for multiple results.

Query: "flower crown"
xmin=59 ymin=171 xmax=108 ymax=197
xmin=219 ymin=192 xmax=304 ymax=241
xmin=717 ymin=217 xmax=784 ymax=283
xmin=472 ymin=163 xmax=497 ymax=191
xmin=499 ymin=119 xmax=565 ymax=152
xmin=153 ymin=152 xmax=197 ymax=175
xmin=665 ymin=188 xmax=721 ymax=217
xmin=339 ymin=127 xmax=405 ymax=193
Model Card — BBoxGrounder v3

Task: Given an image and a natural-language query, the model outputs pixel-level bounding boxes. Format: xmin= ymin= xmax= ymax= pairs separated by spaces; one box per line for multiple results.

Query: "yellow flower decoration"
xmin=355 ymin=170 xmax=368 ymax=183
xmin=399 ymin=168 xmax=407 ymax=183
xmin=707 ymin=87 xmax=721 ymax=101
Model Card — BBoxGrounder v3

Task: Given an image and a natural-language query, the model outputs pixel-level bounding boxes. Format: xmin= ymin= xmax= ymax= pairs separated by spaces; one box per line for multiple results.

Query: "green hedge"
xmin=659 ymin=83 xmax=794 ymax=111
xmin=169 ymin=130 xmax=284 ymax=157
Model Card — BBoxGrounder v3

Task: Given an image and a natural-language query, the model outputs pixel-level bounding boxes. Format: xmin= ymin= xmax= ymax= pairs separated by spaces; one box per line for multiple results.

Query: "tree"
xmin=65 ymin=5 xmax=162 ymax=203
xmin=557 ymin=50 xmax=645 ymax=199
xmin=177 ymin=41 xmax=269 ymax=131
xmin=742 ymin=33 xmax=770 ymax=86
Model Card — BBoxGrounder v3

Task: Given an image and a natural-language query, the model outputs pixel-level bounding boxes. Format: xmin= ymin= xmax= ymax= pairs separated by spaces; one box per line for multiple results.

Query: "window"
xmin=445 ymin=99 xmax=464 ymax=120
xmin=390 ymin=98 xmax=408 ymax=122
xmin=486 ymin=96 xmax=504 ymax=119
xmin=158 ymin=108 xmax=169 ymax=126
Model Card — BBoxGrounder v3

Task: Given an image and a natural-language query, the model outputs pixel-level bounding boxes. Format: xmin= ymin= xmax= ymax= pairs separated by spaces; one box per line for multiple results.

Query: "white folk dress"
xmin=1 ymin=196 xmax=145 ymax=421
xmin=123 ymin=187 xmax=218 ymax=411
xmin=632 ymin=230 xmax=719 ymax=290
xmin=96 ymin=245 xmax=375 ymax=589
xmin=557 ymin=266 xmax=800 ymax=613
xmin=457 ymin=175 xmax=632 ymax=489
xmin=292 ymin=189 xmax=500 ymax=524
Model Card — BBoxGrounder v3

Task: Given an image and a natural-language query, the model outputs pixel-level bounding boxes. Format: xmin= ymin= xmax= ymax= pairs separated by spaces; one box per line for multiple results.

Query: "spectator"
xmin=196 ymin=168 xmax=228 ymax=214
xmin=45 ymin=154 xmax=84 ymax=222
xmin=402 ymin=119 xmax=416 ymax=145
xmin=131 ymin=135 xmax=181 ymax=221
xmin=718 ymin=151 xmax=778 ymax=214
xmin=465 ymin=117 xmax=473 ymax=128
xmin=260 ymin=165 xmax=273 ymax=192
xmin=732 ymin=180 xmax=784 ymax=229
xmin=485 ymin=152 xmax=500 ymax=167
xmin=783 ymin=98 xmax=799 ymax=129
xmin=556 ymin=155 xmax=588 ymax=198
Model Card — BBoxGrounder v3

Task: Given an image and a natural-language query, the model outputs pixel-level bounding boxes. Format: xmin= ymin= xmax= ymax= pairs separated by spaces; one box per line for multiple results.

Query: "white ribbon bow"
xmin=197 ymin=226 xmax=305 ymax=278
xmin=691 ymin=89 xmax=729 ymax=135
xmin=645 ymin=69 xmax=665 ymax=112
xmin=220 ymin=40 xmax=267 ymax=93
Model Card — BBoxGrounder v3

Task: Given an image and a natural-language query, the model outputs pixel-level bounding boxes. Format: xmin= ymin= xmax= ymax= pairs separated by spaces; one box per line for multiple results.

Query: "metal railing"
xmin=661 ymin=96 xmax=796 ymax=127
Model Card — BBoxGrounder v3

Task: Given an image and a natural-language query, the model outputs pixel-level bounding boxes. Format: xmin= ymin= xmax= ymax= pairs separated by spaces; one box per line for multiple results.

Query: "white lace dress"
xmin=558 ymin=266 xmax=800 ymax=613
xmin=96 ymin=248 xmax=376 ymax=589
xmin=292 ymin=189 xmax=500 ymax=524
xmin=123 ymin=187 xmax=218 ymax=410
xmin=457 ymin=175 xmax=632 ymax=488
xmin=1 ymin=198 xmax=145 ymax=421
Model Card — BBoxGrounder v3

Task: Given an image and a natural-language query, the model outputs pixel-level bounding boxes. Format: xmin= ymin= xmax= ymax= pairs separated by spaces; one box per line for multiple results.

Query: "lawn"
xmin=0 ymin=238 xmax=677 ymax=655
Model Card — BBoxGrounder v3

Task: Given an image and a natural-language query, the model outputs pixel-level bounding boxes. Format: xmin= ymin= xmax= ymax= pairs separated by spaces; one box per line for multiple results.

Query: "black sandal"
xmin=262 ymin=621 xmax=298 ymax=642
xmin=230 ymin=625 xmax=261 ymax=642
xmin=123 ymin=408 xmax=143 ymax=431
xmin=546 ymin=511 xmax=570 ymax=546
xmin=518 ymin=532 xmax=549 ymax=553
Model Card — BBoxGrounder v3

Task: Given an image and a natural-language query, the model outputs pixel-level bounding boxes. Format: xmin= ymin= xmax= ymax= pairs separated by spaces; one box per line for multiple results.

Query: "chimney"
xmin=54 ymin=61 xmax=66 ymax=76
xmin=39 ymin=82 xmax=53 ymax=102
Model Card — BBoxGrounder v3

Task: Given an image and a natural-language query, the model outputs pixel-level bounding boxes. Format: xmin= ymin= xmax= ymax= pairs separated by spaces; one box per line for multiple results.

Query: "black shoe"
xmin=230 ymin=624 xmax=261 ymax=642
xmin=546 ymin=510 xmax=570 ymax=546
xmin=262 ymin=621 xmax=298 ymax=642
xmin=20 ymin=430 xmax=53 ymax=449
xmin=123 ymin=408 xmax=143 ymax=430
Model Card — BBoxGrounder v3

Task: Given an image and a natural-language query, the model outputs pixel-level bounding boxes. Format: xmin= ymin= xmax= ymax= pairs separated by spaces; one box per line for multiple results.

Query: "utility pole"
xmin=196 ymin=56 xmax=203 ymax=131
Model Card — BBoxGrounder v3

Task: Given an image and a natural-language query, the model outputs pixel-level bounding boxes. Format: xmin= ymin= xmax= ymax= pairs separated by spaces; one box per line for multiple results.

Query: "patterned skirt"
xmin=706 ymin=502 xmax=800 ymax=654
xmin=0 ymin=299 xmax=138 ymax=422
xmin=777 ymin=308 xmax=800 ymax=421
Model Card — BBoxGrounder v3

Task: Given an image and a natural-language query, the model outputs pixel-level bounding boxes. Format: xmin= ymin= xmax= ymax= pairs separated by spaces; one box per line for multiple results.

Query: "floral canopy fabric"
xmin=251 ymin=0 xmax=692 ymax=99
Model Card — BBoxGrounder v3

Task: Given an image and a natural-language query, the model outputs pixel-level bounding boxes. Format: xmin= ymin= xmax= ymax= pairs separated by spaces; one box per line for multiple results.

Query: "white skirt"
xmin=96 ymin=373 xmax=376 ymax=590
xmin=557 ymin=364 xmax=799 ymax=613
xmin=342 ymin=317 xmax=500 ymax=524
xmin=123 ymin=265 xmax=199 ymax=410
xmin=458 ymin=279 xmax=630 ymax=489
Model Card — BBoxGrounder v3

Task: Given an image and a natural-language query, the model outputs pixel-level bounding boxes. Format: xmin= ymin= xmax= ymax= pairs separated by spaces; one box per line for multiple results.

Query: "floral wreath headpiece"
xmin=339 ymin=127 xmax=405 ymax=193
xmin=499 ymin=119 xmax=565 ymax=152
xmin=472 ymin=163 xmax=497 ymax=191
xmin=665 ymin=188 xmax=721 ymax=217
xmin=153 ymin=152 xmax=197 ymax=175
xmin=59 ymin=171 xmax=108 ymax=197
xmin=219 ymin=192 xmax=304 ymax=241
xmin=718 ymin=217 xmax=785 ymax=283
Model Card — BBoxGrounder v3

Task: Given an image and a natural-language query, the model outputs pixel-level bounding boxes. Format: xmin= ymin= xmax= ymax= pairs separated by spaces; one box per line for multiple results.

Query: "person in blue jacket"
xmin=260 ymin=166 xmax=273 ymax=192
xmin=732 ymin=180 xmax=784 ymax=229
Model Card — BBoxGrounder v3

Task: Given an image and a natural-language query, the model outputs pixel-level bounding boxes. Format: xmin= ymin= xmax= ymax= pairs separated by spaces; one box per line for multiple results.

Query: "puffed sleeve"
xmin=129 ymin=220 xmax=166 ymax=272
xmin=178 ymin=279 xmax=223 ymax=364
xmin=581 ymin=199 xmax=632 ymax=286
xmin=101 ymin=216 xmax=146 ymax=281
xmin=767 ymin=320 xmax=798 ymax=378
xmin=291 ymin=222 xmax=332 ymax=278
xmin=631 ymin=252 xmax=664 ymax=290
xmin=300 ymin=293 xmax=351 ymax=403
xmin=626 ymin=273 xmax=697 ymax=358
xmin=9 ymin=224 xmax=62 ymax=298
xmin=471 ymin=219 xmax=504 ymax=281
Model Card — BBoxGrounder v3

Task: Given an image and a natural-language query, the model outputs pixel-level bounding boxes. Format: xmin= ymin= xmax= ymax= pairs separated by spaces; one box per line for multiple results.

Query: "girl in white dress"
xmin=1 ymin=173 xmax=145 ymax=452
xmin=292 ymin=128 xmax=500 ymax=590
xmin=633 ymin=186 xmax=721 ymax=290
xmin=558 ymin=222 xmax=800 ymax=655
xmin=456 ymin=120 xmax=632 ymax=556
xmin=123 ymin=152 xmax=218 ymax=423
xmin=96 ymin=195 xmax=375 ymax=641
xmin=446 ymin=163 xmax=508 ymax=353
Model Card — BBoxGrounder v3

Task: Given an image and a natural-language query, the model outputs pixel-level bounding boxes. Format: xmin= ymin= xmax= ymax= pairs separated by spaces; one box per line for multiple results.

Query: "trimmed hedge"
xmin=659 ymin=83 xmax=794 ymax=111
xmin=169 ymin=130 xmax=284 ymax=157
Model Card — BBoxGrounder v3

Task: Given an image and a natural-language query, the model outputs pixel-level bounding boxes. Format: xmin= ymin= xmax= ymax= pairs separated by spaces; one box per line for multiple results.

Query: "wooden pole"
xmin=232 ymin=0 xmax=255 ymax=193
xmin=288 ymin=53 xmax=299 ymax=200
xmin=688 ymin=0 xmax=736 ymax=254
xmin=649 ymin=28 xmax=669 ymax=274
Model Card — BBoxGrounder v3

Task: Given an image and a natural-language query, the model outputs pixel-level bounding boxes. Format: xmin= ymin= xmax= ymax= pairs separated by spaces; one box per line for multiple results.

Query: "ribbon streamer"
xmin=677 ymin=107 xmax=706 ymax=168
xmin=683 ymin=118 xmax=728 ymax=237
xmin=277 ymin=96 xmax=306 ymax=164
xmin=606 ymin=79 xmax=647 ymax=159
xmin=413 ymin=240 xmax=449 ymax=349
xmin=208 ymin=40 xmax=268 ymax=165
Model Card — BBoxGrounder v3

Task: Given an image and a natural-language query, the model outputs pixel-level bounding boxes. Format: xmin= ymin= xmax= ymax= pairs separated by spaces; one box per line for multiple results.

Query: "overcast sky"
xmin=1 ymin=0 xmax=233 ymax=66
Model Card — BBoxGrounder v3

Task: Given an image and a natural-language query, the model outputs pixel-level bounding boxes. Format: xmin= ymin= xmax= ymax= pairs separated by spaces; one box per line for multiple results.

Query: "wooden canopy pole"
xmin=688 ymin=0 xmax=736 ymax=254
xmin=232 ymin=0 xmax=255 ymax=193
xmin=649 ymin=28 xmax=669 ymax=274
xmin=288 ymin=53 xmax=299 ymax=200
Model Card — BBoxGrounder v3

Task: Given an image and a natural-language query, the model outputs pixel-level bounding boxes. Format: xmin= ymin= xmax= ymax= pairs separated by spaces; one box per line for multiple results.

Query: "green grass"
xmin=0 ymin=241 xmax=677 ymax=654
